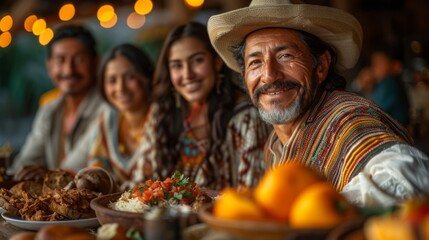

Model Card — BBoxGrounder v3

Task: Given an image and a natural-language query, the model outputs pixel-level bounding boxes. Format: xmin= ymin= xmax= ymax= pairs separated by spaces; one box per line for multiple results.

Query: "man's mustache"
xmin=253 ymin=80 xmax=301 ymax=101
xmin=58 ymin=74 xmax=83 ymax=81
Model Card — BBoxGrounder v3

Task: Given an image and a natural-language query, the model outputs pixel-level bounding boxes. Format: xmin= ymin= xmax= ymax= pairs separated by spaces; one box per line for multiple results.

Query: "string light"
xmin=97 ymin=4 xmax=115 ymax=22
xmin=32 ymin=19 xmax=47 ymax=36
xmin=100 ymin=13 xmax=117 ymax=28
xmin=0 ymin=15 xmax=13 ymax=32
xmin=39 ymin=27 xmax=54 ymax=45
xmin=134 ymin=0 xmax=153 ymax=15
xmin=24 ymin=15 xmax=38 ymax=32
xmin=0 ymin=31 xmax=12 ymax=48
xmin=2 ymin=1 xmax=168 ymax=48
xmin=59 ymin=3 xmax=75 ymax=21
xmin=127 ymin=12 xmax=146 ymax=29
xmin=184 ymin=0 xmax=204 ymax=8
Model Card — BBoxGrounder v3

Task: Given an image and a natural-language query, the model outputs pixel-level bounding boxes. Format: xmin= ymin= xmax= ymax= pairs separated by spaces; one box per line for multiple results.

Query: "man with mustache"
xmin=9 ymin=24 xmax=105 ymax=181
xmin=208 ymin=0 xmax=429 ymax=207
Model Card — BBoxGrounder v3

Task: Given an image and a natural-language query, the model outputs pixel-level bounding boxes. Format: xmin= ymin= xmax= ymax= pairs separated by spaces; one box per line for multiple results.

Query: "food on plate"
xmin=213 ymin=188 xmax=265 ymax=220
xmin=0 ymin=188 xmax=23 ymax=215
xmin=254 ymin=162 xmax=324 ymax=221
xmin=9 ymin=231 xmax=37 ymax=240
xmin=49 ymin=188 xmax=98 ymax=219
xmin=10 ymin=181 xmax=43 ymax=200
xmin=289 ymin=182 xmax=358 ymax=228
xmin=42 ymin=169 xmax=74 ymax=194
xmin=97 ymin=223 xmax=128 ymax=240
xmin=9 ymin=224 xmax=97 ymax=240
xmin=0 ymin=169 xmax=101 ymax=221
xmin=109 ymin=171 xmax=211 ymax=213
xmin=35 ymin=224 xmax=96 ymax=240
xmin=73 ymin=167 xmax=118 ymax=195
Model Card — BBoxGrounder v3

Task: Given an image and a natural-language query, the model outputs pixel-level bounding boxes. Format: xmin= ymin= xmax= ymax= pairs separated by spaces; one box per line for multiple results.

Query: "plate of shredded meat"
xmin=0 ymin=170 xmax=102 ymax=230
xmin=1 ymin=212 xmax=99 ymax=231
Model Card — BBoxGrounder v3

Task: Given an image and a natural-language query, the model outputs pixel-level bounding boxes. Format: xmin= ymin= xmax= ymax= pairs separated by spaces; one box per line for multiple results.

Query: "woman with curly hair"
xmin=134 ymin=22 xmax=271 ymax=190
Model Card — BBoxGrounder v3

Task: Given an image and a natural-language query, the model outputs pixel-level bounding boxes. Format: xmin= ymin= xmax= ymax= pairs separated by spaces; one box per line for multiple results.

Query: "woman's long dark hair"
xmin=152 ymin=22 xmax=244 ymax=181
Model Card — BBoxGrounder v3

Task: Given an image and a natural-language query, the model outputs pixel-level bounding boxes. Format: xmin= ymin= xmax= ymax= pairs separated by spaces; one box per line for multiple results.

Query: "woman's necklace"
xmin=179 ymin=103 xmax=210 ymax=167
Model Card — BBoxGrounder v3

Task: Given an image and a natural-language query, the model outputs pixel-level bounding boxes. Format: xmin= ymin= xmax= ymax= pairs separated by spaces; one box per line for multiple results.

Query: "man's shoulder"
xmin=35 ymin=96 xmax=64 ymax=118
xmin=325 ymin=90 xmax=378 ymax=112
xmin=312 ymin=90 xmax=391 ymax=124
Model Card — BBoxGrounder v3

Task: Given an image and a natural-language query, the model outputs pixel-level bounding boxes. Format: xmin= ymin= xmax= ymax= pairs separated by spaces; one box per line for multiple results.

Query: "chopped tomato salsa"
xmin=130 ymin=171 xmax=206 ymax=206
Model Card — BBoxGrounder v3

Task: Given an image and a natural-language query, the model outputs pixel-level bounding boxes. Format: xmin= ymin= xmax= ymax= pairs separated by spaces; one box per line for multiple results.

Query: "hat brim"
xmin=208 ymin=4 xmax=362 ymax=73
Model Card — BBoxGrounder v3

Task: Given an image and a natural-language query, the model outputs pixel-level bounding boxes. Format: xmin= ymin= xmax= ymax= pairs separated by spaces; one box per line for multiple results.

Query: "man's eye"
xmin=279 ymin=54 xmax=292 ymax=59
xmin=248 ymin=59 xmax=261 ymax=67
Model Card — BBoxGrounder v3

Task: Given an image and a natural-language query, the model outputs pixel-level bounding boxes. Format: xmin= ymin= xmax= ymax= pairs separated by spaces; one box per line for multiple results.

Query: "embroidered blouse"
xmin=133 ymin=102 xmax=272 ymax=190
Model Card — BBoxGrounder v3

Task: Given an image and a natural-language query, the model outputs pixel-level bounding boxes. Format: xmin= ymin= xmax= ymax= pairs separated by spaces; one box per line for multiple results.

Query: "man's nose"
xmin=62 ymin=59 xmax=75 ymax=74
xmin=262 ymin=58 xmax=282 ymax=84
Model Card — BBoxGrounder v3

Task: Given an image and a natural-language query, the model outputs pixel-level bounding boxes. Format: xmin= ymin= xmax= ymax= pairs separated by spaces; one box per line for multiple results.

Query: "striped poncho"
xmin=265 ymin=90 xmax=413 ymax=191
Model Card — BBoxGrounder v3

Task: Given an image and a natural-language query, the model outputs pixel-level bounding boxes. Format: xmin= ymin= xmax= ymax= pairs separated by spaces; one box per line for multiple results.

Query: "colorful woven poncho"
xmin=265 ymin=90 xmax=413 ymax=191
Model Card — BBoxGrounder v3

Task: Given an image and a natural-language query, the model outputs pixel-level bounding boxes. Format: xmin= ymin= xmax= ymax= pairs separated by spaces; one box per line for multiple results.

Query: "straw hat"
xmin=207 ymin=0 xmax=363 ymax=73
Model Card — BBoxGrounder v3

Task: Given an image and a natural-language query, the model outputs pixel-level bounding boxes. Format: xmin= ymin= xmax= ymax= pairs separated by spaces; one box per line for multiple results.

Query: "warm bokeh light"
xmin=127 ymin=12 xmax=146 ymax=29
xmin=39 ymin=27 xmax=54 ymax=46
xmin=59 ymin=3 xmax=75 ymax=21
xmin=0 ymin=31 xmax=12 ymax=48
xmin=100 ymin=13 xmax=117 ymax=28
xmin=32 ymin=19 xmax=47 ymax=36
xmin=0 ymin=15 xmax=13 ymax=32
xmin=97 ymin=4 xmax=115 ymax=22
xmin=134 ymin=0 xmax=153 ymax=15
xmin=184 ymin=0 xmax=204 ymax=8
xmin=24 ymin=15 xmax=38 ymax=32
xmin=411 ymin=40 xmax=422 ymax=54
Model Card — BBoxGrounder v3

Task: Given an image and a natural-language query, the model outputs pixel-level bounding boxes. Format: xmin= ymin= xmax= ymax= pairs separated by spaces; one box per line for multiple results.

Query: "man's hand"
xmin=13 ymin=164 xmax=46 ymax=182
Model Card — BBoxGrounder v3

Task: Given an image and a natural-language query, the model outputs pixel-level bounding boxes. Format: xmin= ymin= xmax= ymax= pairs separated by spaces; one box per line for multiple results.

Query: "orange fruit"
xmin=419 ymin=215 xmax=429 ymax=240
xmin=213 ymin=188 xmax=266 ymax=220
xmin=254 ymin=162 xmax=323 ymax=222
xmin=290 ymin=182 xmax=358 ymax=229
xmin=400 ymin=196 xmax=429 ymax=224
xmin=364 ymin=216 xmax=414 ymax=240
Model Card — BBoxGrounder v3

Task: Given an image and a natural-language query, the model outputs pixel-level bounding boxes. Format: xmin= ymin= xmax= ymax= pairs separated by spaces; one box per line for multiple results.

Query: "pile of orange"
xmin=213 ymin=162 xmax=358 ymax=229
xmin=364 ymin=197 xmax=429 ymax=240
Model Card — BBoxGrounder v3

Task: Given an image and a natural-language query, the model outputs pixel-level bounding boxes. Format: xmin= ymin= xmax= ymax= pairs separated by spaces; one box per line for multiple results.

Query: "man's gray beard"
xmin=257 ymin=96 xmax=301 ymax=125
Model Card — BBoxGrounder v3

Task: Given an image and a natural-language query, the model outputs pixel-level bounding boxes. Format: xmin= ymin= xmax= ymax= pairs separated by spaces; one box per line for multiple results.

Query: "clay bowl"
xmin=90 ymin=192 xmax=144 ymax=232
xmin=91 ymin=189 xmax=220 ymax=235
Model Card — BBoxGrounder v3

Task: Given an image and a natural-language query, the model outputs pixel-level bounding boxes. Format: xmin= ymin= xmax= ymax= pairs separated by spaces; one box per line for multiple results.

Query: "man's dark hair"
xmin=47 ymin=24 xmax=97 ymax=58
xmin=232 ymin=28 xmax=346 ymax=91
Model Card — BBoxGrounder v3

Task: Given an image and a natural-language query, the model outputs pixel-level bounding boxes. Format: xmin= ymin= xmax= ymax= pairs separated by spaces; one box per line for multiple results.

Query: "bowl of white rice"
xmin=90 ymin=192 xmax=146 ymax=233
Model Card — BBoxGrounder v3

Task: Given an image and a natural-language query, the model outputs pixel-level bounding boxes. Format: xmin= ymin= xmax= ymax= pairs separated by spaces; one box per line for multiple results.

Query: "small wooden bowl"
xmin=90 ymin=192 xmax=144 ymax=233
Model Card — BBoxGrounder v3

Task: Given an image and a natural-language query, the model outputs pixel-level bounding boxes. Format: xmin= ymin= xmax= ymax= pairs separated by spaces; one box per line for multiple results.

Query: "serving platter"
xmin=1 ymin=212 xmax=100 ymax=231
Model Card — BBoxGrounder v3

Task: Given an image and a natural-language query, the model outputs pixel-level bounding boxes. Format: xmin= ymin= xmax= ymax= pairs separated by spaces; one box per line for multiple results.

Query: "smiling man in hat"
xmin=208 ymin=0 xmax=429 ymax=207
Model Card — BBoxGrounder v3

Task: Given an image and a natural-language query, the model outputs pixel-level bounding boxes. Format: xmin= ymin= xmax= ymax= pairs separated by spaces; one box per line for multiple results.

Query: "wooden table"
xmin=0 ymin=216 xmax=27 ymax=240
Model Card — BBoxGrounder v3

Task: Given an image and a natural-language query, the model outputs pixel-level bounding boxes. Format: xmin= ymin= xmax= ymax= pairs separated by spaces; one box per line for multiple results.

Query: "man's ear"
xmin=316 ymin=50 xmax=331 ymax=83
